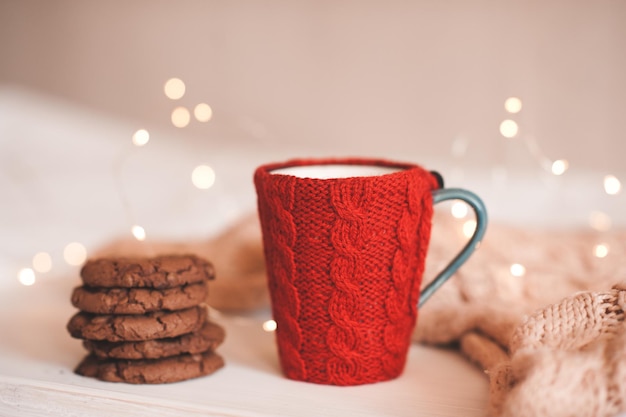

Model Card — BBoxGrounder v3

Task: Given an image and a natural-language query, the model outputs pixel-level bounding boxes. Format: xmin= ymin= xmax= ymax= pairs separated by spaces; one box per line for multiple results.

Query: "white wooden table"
xmin=0 ymin=277 xmax=489 ymax=417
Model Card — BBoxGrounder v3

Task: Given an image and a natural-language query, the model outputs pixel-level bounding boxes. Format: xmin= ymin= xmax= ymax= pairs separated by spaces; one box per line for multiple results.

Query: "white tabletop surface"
xmin=0 ymin=277 xmax=489 ymax=417
xmin=1 ymin=85 xmax=623 ymax=416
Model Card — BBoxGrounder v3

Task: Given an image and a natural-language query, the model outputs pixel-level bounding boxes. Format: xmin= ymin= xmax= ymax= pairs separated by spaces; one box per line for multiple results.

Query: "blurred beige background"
xmin=1 ymin=0 xmax=625 ymax=173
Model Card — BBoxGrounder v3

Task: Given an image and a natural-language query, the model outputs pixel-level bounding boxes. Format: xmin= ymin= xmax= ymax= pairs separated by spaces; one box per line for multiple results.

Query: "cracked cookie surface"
xmin=71 ymin=282 xmax=208 ymax=314
xmin=80 ymin=254 xmax=214 ymax=289
xmin=75 ymin=350 xmax=224 ymax=384
xmin=67 ymin=306 xmax=207 ymax=342
xmin=83 ymin=320 xmax=225 ymax=359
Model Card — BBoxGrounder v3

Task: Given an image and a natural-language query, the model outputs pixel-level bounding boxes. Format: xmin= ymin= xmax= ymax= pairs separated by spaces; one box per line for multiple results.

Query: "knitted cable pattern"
xmin=255 ymin=158 xmax=440 ymax=385
xmin=326 ymin=180 xmax=367 ymax=384
xmin=382 ymin=174 xmax=434 ymax=376
xmin=255 ymin=173 xmax=306 ymax=381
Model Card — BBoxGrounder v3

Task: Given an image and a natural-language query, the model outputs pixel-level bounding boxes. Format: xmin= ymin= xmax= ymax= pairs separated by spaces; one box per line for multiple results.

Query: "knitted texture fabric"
xmin=254 ymin=158 xmax=440 ymax=385
xmin=496 ymin=283 xmax=626 ymax=417
xmin=414 ymin=210 xmax=626 ymax=416
xmin=93 ymin=183 xmax=626 ymax=413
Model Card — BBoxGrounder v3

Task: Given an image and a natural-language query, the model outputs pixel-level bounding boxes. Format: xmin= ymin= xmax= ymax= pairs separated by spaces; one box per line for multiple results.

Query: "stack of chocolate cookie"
xmin=67 ymin=254 xmax=225 ymax=384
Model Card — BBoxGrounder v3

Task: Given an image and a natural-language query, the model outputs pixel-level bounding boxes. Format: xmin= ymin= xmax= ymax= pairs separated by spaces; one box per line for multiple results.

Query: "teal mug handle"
xmin=418 ymin=188 xmax=488 ymax=308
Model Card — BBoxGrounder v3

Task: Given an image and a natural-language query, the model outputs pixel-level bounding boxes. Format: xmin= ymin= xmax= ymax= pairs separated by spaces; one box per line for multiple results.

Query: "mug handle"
xmin=418 ymin=188 xmax=488 ymax=308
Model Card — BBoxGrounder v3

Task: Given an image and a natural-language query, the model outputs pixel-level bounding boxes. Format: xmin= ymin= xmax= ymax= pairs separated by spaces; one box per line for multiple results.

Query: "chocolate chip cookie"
xmin=71 ymin=282 xmax=208 ymax=315
xmin=83 ymin=321 xmax=225 ymax=360
xmin=68 ymin=254 xmax=225 ymax=384
xmin=80 ymin=254 xmax=214 ymax=289
xmin=75 ymin=351 xmax=225 ymax=384
xmin=67 ymin=305 xmax=207 ymax=342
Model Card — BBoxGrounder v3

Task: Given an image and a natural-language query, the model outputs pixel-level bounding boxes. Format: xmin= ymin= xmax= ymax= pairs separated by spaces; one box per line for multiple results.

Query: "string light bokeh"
xmin=594 ymin=243 xmax=610 ymax=258
xmin=194 ymin=103 xmax=213 ymax=122
xmin=445 ymin=95 xmax=624 ymax=278
xmin=604 ymin=175 xmax=621 ymax=195
xmin=192 ymin=165 xmax=217 ymax=190
xmin=12 ymin=75 xmax=222 ymax=287
xmin=64 ymin=242 xmax=87 ymax=266
xmin=504 ymin=97 xmax=523 ymax=114
xmin=171 ymin=106 xmax=191 ymax=128
xmin=164 ymin=77 xmax=186 ymax=100
xmin=510 ymin=263 xmax=527 ymax=277
xmin=11 ymin=91 xmax=623 ymax=292
xmin=262 ymin=319 xmax=277 ymax=332
xmin=551 ymin=160 xmax=569 ymax=176
xmin=499 ymin=119 xmax=519 ymax=138
xmin=18 ymin=268 xmax=36 ymax=286
xmin=32 ymin=252 xmax=52 ymax=273
xmin=132 ymin=129 xmax=150 ymax=146
xmin=131 ymin=225 xmax=147 ymax=241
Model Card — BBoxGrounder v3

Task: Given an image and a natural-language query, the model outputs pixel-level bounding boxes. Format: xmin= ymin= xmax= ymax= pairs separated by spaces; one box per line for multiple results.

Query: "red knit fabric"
xmin=254 ymin=158 xmax=440 ymax=386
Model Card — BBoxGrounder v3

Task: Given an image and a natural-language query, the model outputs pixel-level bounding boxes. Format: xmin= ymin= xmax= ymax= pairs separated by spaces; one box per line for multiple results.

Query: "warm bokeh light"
xmin=18 ymin=268 xmax=36 ymax=286
xmin=171 ymin=107 xmax=191 ymax=128
xmin=504 ymin=97 xmax=523 ymax=114
xmin=451 ymin=201 xmax=469 ymax=219
xmin=132 ymin=129 xmax=150 ymax=146
xmin=462 ymin=220 xmax=477 ymax=238
xmin=510 ymin=263 xmax=526 ymax=277
xmin=191 ymin=165 xmax=216 ymax=189
xmin=589 ymin=211 xmax=612 ymax=232
xmin=32 ymin=252 xmax=52 ymax=273
xmin=64 ymin=242 xmax=87 ymax=266
xmin=551 ymin=159 xmax=569 ymax=176
xmin=194 ymin=103 xmax=213 ymax=122
xmin=131 ymin=225 xmax=146 ymax=241
xmin=594 ymin=243 xmax=609 ymax=258
xmin=499 ymin=119 xmax=519 ymax=138
xmin=604 ymin=175 xmax=621 ymax=195
xmin=262 ymin=319 xmax=277 ymax=332
xmin=164 ymin=78 xmax=186 ymax=100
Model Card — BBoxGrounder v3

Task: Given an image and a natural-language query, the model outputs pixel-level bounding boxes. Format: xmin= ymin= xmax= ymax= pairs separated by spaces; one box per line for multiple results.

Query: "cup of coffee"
xmin=254 ymin=157 xmax=487 ymax=386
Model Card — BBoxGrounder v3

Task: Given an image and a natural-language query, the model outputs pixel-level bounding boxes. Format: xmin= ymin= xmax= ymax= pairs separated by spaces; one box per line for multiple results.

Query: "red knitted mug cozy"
xmin=254 ymin=158 xmax=441 ymax=386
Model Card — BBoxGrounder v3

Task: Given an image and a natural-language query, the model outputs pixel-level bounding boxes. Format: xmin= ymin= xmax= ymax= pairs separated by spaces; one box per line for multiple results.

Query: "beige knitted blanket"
xmin=417 ymin=211 xmax=626 ymax=416
xmin=97 ymin=212 xmax=626 ymax=416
